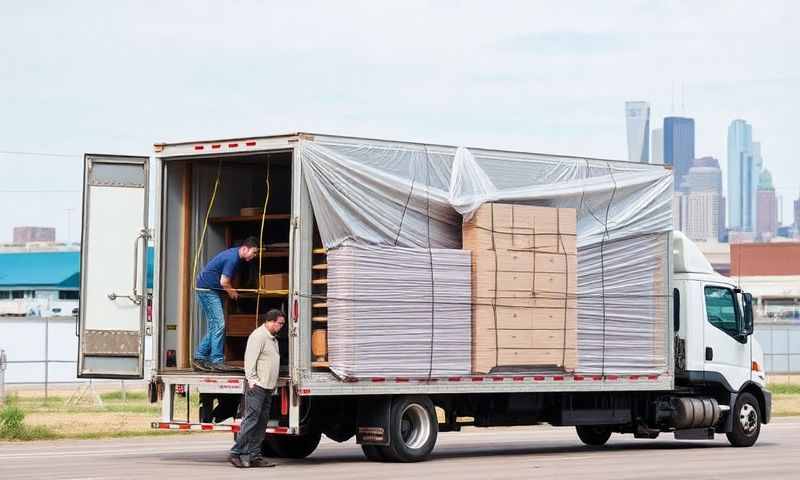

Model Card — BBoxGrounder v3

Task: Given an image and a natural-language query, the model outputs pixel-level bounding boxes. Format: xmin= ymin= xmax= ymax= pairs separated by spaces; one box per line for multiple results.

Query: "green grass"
xmin=0 ymin=395 xmax=59 ymax=441
xmin=768 ymin=383 xmax=800 ymax=395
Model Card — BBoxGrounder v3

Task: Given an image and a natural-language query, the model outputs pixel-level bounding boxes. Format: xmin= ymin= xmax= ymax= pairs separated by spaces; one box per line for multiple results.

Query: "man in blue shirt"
xmin=194 ymin=237 xmax=260 ymax=371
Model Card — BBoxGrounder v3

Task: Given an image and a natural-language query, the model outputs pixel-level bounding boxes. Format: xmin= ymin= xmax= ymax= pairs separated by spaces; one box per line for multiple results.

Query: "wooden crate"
xmin=226 ymin=313 xmax=265 ymax=337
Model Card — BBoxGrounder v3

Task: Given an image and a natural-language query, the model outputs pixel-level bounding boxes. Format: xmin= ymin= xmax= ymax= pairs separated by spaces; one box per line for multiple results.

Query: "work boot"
xmin=249 ymin=457 xmax=276 ymax=468
xmin=192 ymin=359 xmax=212 ymax=371
xmin=228 ymin=454 xmax=248 ymax=468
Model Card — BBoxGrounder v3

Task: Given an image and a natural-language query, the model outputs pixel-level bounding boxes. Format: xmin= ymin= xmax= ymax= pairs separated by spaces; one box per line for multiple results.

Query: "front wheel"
xmin=726 ymin=392 xmax=761 ymax=447
xmin=576 ymin=426 xmax=612 ymax=447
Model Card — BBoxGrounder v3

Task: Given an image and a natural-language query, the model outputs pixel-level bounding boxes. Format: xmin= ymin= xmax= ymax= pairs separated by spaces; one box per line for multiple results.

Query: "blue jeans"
xmin=195 ymin=290 xmax=225 ymax=364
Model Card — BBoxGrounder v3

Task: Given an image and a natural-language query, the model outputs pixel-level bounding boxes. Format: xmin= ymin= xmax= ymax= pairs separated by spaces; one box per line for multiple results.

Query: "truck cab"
xmin=672 ymin=231 xmax=770 ymax=446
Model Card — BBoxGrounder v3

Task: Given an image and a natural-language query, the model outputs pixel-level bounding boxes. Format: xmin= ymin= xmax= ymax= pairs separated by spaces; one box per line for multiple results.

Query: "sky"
xmin=1 ymin=0 xmax=799 ymax=242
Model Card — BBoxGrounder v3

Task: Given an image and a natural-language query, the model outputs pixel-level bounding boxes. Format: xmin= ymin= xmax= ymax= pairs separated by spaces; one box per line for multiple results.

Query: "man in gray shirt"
xmin=229 ymin=309 xmax=285 ymax=468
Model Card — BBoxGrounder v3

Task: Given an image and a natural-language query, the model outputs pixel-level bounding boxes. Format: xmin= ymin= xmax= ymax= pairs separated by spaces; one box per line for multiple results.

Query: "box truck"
xmin=77 ymin=132 xmax=770 ymax=462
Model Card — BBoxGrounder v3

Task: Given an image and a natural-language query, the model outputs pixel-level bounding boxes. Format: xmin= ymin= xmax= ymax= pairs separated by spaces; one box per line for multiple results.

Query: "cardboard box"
xmin=260 ymin=273 xmax=289 ymax=291
xmin=466 ymin=203 xmax=578 ymax=374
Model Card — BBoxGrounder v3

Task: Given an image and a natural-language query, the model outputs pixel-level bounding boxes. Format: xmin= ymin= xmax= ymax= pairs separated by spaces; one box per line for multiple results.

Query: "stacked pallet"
xmin=463 ymin=203 xmax=577 ymax=374
xmin=327 ymin=245 xmax=472 ymax=379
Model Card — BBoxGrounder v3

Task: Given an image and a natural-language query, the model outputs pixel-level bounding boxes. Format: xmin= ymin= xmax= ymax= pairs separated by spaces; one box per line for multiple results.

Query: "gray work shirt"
xmin=244 ymin=325 xmax=280 ymax=390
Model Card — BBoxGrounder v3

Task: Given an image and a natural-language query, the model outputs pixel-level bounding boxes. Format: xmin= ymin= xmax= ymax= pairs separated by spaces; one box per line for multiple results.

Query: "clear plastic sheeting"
xmin=327 ymin=245 xmax=472 ymax=379
xmin=299 ymin=135 xmax=673 ymax=376
xmin=576 ymin=233 xmax=669 ymax=374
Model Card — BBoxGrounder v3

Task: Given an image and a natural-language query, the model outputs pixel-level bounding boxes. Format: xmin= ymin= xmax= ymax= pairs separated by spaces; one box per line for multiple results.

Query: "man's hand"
xmin=227 ymin=289 xmax=240 ymax=300
xmin=220 ymin=274 xmax=238 ymax=300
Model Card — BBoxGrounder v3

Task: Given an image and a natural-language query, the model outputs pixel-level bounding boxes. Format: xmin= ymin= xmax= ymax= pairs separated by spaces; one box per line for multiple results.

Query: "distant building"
xmin=730 ymin=242 xmax=800 ymax=323
xmin=663 ymin=117 xmax=695 ymax=191
xmin=756 ymin=169 xmax=778 ymax=241
xmin=0 ymin=246 xmax=154 ymax=318
xmin=12 ymin=226 xmax=55 ymax=243
xmin=727 ymin=119 xmax=758 ymax=232
xmin=794 ymin=196 xmax=800 ymax=236
xmin=625 ymin=101 xmax=650 ymax=163
xmin=683 ymin=157 xmax=723 ymax=242
xmin=651 ymin=128 xmax=663 ymax=164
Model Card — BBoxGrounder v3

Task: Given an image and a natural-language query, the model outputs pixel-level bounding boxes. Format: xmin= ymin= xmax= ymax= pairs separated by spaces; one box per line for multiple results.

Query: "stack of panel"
xmin=327 ymin=245 xmax=472 ymax=379
xmin=463 ymin=203 xmax=577 ymax=374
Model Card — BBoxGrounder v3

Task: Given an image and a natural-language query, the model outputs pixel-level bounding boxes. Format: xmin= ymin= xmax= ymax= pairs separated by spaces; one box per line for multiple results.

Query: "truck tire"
xmin=380 ymin=395 xmax=438 ymax=462
xmin=726 ymin=392 xmax=760 ymax=447
xmin=264 ymin=431 xmax=322 ymax=458
xmin=576 ymin=426 xmax=612 ymax=447
xmin=361 ymin=444 xmax=387 ymax=461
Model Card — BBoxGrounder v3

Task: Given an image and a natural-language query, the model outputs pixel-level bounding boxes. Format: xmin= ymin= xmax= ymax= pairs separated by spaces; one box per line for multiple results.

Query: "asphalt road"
xmin=2 ymin=419 xmax=799 ymax=479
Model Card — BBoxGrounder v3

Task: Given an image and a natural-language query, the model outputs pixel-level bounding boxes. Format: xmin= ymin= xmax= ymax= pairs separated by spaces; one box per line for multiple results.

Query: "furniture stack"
xmin=463 ymin=203 xmax=578 ymax=374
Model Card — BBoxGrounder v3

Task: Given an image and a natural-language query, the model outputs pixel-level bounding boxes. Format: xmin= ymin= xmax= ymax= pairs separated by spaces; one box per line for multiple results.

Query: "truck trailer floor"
xmin=2 ymin=420 xmax=799 ymax=479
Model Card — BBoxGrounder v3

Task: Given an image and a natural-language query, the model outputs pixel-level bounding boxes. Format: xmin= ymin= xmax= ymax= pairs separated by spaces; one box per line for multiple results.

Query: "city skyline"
xmin=625 ymin=101 xmax=650 ymax=163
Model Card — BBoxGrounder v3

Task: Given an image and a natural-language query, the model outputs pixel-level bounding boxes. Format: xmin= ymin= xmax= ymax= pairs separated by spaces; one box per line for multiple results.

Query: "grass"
xmin=0 ymin=394 xmax=59 ymax=440
xmin=768 ymin=383 xmax=800 ymax=395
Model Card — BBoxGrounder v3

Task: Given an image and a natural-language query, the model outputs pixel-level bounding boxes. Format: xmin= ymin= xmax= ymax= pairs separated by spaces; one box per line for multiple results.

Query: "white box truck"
xmin=77 ymin=132 xmax=770 ymax=462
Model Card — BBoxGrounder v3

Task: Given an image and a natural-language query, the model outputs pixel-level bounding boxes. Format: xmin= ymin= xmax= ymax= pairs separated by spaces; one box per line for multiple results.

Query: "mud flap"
xmin=356 ymin=396 xmax=392 ymax=446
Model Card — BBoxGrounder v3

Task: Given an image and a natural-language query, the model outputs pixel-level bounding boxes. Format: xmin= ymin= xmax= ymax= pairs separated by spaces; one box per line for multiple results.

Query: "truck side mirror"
xmin=742 ymin=292 xmax=754 ymax=336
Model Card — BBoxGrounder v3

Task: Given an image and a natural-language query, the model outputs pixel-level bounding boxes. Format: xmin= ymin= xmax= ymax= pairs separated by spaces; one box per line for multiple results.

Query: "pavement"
xmin=2 ymin=419 xmax=799 ymax=479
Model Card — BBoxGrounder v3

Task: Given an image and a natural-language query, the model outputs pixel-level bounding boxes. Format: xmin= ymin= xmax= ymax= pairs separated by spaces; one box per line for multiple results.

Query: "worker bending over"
xmin=193 ymin=237 xmax=259 ymax=371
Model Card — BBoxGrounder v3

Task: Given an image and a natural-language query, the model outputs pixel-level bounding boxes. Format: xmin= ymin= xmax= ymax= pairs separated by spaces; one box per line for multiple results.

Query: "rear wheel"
xmin=263 ymin=431 xmax=322 ymax=458
xmin=576 ymin=426 xmax=612 ymax=447
xmin=726 ymin=392 xmax=760 ymax=447
xmin=379 ymin=395 xmax=438 ymax=462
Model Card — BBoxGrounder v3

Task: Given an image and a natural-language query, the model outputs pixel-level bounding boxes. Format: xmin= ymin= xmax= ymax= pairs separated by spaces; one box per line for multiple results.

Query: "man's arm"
xmin=244 ymin=332 xmax=263 ymax=388
xmin=220 ymin=274 xmax=239 ymax=300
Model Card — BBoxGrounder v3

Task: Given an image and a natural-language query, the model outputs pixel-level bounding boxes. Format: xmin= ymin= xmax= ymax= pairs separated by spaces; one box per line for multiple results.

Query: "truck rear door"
xmin=77 ymin=154 xmax=150 ymax=379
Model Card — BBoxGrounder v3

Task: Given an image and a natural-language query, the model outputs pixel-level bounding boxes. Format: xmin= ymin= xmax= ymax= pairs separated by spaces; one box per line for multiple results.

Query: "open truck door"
xmin=77 ymin=154 xmax=150 ymax=379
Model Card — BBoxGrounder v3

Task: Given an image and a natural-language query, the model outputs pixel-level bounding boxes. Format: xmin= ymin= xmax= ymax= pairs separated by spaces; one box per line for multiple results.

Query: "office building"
xmin=756 ymin=169 xmax=778 ymax=241
xmin=12 ymin=226 xmax=55 ymax=244
xmin=625 ymin=101 xmax=650 ymax=163
xmin=727 ymin=119 xmax=758 ymax=232
xmin=651 ymin=128 xmax=663 ymax=165
xmin=663 ymin=117 xmax=695 ymax=190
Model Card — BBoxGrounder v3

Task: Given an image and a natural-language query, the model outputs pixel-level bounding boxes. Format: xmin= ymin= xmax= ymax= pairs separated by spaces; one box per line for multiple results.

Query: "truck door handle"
xmin=705 ymin=347 xmax=713 ymax=361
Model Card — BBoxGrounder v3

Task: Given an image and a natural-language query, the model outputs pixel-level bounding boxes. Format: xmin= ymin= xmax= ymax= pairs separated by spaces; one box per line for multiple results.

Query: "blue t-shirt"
xmin=196 ymin=247 xmax=241 ymax=290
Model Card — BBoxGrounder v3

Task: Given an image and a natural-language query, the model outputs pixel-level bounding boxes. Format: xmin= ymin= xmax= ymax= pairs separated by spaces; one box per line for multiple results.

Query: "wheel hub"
xmin=400 ymin=403 xmax=431 ymax=450
xmin=739 ymin=403 xmax=758 ymax=434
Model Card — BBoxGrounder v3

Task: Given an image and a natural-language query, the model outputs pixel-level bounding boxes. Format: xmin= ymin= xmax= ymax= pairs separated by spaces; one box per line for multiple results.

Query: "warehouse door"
xmin=77 ymin=154 xmax=150 ymax=379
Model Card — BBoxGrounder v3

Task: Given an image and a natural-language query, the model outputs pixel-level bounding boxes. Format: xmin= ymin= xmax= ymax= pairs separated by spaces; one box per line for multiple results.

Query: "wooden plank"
xmin=177 ymin=162 xmax=192 ymax=369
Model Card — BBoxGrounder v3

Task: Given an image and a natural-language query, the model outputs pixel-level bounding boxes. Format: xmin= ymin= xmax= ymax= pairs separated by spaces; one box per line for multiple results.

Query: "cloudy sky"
xmin=1 ymin=0 xmax=798 ymax=242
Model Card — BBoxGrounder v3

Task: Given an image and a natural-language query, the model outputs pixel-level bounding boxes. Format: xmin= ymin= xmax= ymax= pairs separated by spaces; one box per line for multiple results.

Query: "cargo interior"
xmin=159 ymin=151 xmax=297 ymax=372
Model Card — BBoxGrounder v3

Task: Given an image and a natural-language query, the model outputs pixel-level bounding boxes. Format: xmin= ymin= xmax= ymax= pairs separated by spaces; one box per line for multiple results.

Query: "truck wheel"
xmin=380 ymin=395 xmax=438 ymax=462
xmin=726 ymin=392 xmax=760 ymax=447
xmin=264 ymin=431 xmax=322 ymax=458
xmin=576 ymin=426 xmax=612 ymax=447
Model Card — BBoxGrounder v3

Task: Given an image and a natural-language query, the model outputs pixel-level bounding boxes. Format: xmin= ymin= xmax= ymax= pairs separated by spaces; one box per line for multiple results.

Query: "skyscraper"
xmin=727 ymin=119 xmax=758 ymax=232
xmin=684 ymin=157 xmax=723 ymax=242
xmin=663 ymin=117 xmax=695 ymax=190
xmin=625 ymin=101 xmax=650 ymax=163
xmin=756 ymin=169 xmax=778 ymax=240
xmin=651 ymin=128 xmax=663 ymax=165
xmin=794 ymin=195 xmax=800 ymax=237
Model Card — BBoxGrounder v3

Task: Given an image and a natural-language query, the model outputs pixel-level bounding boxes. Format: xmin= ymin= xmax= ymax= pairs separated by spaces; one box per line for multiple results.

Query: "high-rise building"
xmin=684 ymin=156 xmax=723 ymax=242
xmin=685 ymin=192 xmax=722 ymax=242
xmin=12 ymin=226 xmax=55 ymax=243
xmin=651 ymin=128 xmax=663 ymax=165
xmin=727 ymin=119 xmax=759 ymax=232
xmin=756 ymin=169 xmax=778 ymax=241
xmin=625 ymin=101 xmax=650 ymax=163
xmin=663 ymin=117 xmax=695 ymax=190
xmin=673 ymin=192 xmax=688 ymax=232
